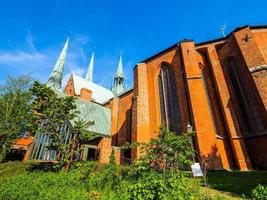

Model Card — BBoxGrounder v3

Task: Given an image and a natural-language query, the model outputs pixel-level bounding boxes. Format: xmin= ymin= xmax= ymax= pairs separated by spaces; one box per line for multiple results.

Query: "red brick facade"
xmin=64 ymin=25 xmax=267 ymax=170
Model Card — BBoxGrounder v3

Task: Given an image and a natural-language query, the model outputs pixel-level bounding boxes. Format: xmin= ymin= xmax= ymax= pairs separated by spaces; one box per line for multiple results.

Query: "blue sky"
xmin=0 ymin=0 xmax=266 ymax=89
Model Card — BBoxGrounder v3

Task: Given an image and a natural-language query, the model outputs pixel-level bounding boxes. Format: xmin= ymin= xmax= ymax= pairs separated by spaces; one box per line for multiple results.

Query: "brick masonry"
xmin=63 ymin=25 xmax=267 ymax=170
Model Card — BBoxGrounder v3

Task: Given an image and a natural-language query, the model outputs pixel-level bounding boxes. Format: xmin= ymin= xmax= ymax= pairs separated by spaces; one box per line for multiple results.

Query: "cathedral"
xmin=17 ymin=25 xmax=267 ymax=170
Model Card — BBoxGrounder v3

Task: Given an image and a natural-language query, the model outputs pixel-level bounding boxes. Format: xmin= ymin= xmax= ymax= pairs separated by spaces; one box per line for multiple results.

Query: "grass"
xmin=0 ymin=161 xmax=127 ymax=200
xmin=207 ymin=171 xmax=267 ymax=196
xmin=0 ymin=161 xmax=266 ymax=199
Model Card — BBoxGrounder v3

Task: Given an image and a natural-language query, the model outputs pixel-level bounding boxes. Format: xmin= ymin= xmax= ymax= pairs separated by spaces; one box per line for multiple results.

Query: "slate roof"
xmin=72 ymin=74 xmax=114 ymax=104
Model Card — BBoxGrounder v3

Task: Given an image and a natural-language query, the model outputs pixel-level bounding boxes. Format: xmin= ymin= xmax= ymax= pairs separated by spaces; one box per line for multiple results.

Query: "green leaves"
xmin=0 ymin=74 xmax=33 ymax=162
xmin=127 ymin=169 xmax=198 ymax=200
xmin=29 ymin=81 xmax=96 ymax=171
xmin=127 ymin=127 xmax=196 ymax=173
xmin=251 ymin=184 xmax=267 ymax=200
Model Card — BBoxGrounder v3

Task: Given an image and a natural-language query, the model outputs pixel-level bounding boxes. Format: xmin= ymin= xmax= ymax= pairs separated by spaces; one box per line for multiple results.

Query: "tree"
xmin=30 ymin=81 xmax=96 ymax=171
xmin=0 ymin=75 xmax=33 ymax=162
xmin=30 ymin=81 xmax=77 ymax=161
xmin=125 ymin=127 xmax=196 ymax=172
xmin=63 ymin=119 xmax=95 ymax=172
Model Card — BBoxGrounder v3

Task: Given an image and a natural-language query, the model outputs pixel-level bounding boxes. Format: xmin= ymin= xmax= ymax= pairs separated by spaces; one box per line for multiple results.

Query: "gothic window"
xmin=226 ymin=58 xmax=265 ymax=134
xmin=158 ymin=64 xmax=181 ymax=134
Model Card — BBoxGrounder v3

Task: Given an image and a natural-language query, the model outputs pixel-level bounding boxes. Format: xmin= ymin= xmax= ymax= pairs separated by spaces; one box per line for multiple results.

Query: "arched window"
xmin=226 ymin=58 xmax=265 ymax=134
xmin=158 ymin=64 xmax=181 ymax=134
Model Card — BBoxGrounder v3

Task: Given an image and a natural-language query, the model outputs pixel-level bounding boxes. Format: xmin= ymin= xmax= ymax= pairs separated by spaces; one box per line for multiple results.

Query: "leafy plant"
xmin=0 ymin=75 xmax=33 ymax=162
xmin=30 ymin=81 xmax=96 ymax=171
xmin=251 ymin=184 xmax=267 ymax=200
xmin=127 ymin=169 xmax=198 ymax=200
xmin=124 ymin=126 xmax=195 ymax=173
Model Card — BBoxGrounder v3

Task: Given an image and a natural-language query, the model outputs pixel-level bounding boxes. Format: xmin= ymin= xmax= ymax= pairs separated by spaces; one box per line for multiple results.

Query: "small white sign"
xmin=191 ymin=163 xmax=203 ymax=177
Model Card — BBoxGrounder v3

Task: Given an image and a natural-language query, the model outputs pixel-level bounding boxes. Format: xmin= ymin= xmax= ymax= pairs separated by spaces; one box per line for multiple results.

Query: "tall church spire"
xmin=85 ymin=52 xmax=94 ymax=82
xmin=47 ymin=38 xmax=69 ymax=90
xmin=116 ymin=51 xmax=124 ymax=78
xmin=112 ymin=51 xmax=126 ymax=96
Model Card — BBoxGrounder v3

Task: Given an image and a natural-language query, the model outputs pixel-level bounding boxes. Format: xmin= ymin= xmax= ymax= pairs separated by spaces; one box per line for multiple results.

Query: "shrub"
xmin=251 ymin=184 xmax=267 ymax=200
xmin=127 ymin=169 xmax=198 ymax=200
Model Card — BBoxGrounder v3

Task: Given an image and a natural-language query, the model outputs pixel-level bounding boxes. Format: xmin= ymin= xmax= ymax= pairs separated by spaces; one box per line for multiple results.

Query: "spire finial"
xmin=112 ymin=51 xmax=126 ymax=96
xmin=116 ymin=50 xmax=124 ymax=78
xmin=47 ymin=38 xmax=69 ymax=90
xmin=85 ymin=51 xmax=94 ymax=82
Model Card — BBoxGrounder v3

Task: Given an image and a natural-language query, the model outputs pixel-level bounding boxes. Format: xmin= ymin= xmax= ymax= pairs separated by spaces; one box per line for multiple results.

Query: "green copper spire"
xmin=47 ymin=38 xmax=69 ymax=90
xmin=116 ymin=51 xmax=124 ymax=78
xmin=85 ymin=52 xmax=94 ymax=82
xmin=112 ymin=51 xmax=126 ymax=96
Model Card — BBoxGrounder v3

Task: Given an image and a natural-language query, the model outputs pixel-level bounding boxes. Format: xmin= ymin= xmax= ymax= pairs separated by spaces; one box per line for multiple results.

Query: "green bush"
xmin=251 ymin=184 xmax=267 ymax=200
xmin=72 ymin=161 xmax=129 ymax=200
xmin=127 ymin=170 xmax=198 ymax=200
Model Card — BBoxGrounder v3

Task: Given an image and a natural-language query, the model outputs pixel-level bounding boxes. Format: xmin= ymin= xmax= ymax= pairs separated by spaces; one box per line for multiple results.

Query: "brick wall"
xmin=180 ymin=41 xmax=223 ymax=170
xmin=116 ymin=91 xmax=133 ymax=146
xmin=61 ymin=25 xmax=267 ymax=170
xmin=98 ymin=137 xmax=112 ymax=163
xmin=80 ymin=88 xmax=92 ymax=101
xmin=245 ymin=135 xmax=267 ymax=170
xmin=131 ymin=63 xmax=151 ymax=159
xmin=252 ymin=70 xmax=267 ymax=112
xmin=63 ymin=75 xmax=75 ymax=96
xmin=253 ymin=30 xmax=267 ymax=63
xmin=145 ymin=48 xmax=190 ymax=138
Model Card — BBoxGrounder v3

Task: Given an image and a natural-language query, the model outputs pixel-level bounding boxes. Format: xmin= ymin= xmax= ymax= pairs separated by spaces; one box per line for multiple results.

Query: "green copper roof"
xmin=55 ymin=90 xmax=111 ymax=137
xmin=116 ymin=52 xmax=124 ymax=78
xmin=85 ymin=52 xmax=94 ymax=82
xmin=74 ymin=99 xmax=111 ymax=137
xmin=112 ymin=53 xmax=126 ymax=96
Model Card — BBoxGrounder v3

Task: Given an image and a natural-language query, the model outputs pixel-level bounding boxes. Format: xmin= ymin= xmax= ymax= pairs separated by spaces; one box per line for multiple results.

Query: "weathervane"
xmin=219 ymin=22 xmax=227 ymax=37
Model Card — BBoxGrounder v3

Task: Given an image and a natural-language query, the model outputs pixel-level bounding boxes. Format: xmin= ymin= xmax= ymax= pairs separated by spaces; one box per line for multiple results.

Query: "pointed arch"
xmin=158 ymin=62 xmax=181 ymax=134
xmin=224 ymin=57 xmax=266 ymax=135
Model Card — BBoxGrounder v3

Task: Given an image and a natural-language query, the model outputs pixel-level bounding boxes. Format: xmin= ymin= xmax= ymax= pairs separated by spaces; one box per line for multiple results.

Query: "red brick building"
xmin=103 ymin=25 xmax=267 ymax=170
xmin=27 ymin=25 xmax=267 ymax=170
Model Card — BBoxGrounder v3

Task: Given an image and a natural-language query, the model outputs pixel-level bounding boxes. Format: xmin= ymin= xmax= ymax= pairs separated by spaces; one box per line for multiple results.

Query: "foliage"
xmin=127 ymin=169 xmax=198 ymax=200
xmin=74 ymin=151 xmax=127 ymax=195
xmin=0 ymin=161 xmax=246 ymax=200
xmin=0 ymin=75 xmax=33 ymax=162
xmin=251 ymin=184 xmax=267 ymax=200
xmin=30 ymin=81 xmax=77 ymax=154
xmin=73 ymin=161 xmax=129 ymax=200
xmin=30 ymin=81 xmax=96 ymax=171
xmin=0 ymin=170 xmax=87 ymax=200
xmin=123 ymin=128 xmax=200 ymax=200
xmin=124 ymin=127 xmax=195 ymax=173
xmin=62 ymin=119 xmax=96 ymax=171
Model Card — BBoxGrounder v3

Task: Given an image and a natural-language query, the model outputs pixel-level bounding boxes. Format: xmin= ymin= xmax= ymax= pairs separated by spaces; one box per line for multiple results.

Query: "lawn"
xmin=207 ymin=171 xmax=267 ymax=196
xmin=0 ymin=161 xmax=266 ymax=199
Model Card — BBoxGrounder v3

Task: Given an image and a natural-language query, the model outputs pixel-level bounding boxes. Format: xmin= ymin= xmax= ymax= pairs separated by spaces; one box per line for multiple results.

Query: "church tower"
xmin=112 ymin=52 xmax=126 ymax=96
xmin=47 ymin=38 xmax=69 ymax=90
xmin=85 ymin=52 xmax=94 ymax=82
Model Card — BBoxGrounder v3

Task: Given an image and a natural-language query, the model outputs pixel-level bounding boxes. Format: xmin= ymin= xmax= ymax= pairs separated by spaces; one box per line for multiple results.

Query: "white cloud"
xmin=0 ymin=51 xmax=46 ymax=63
xmin=25 ymin=30 xmax=37 ymax=52
xmin=73 ymin=34 xmax=90 ymax=45
xmin=0 ymin=32 xmax=134 ymax=89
